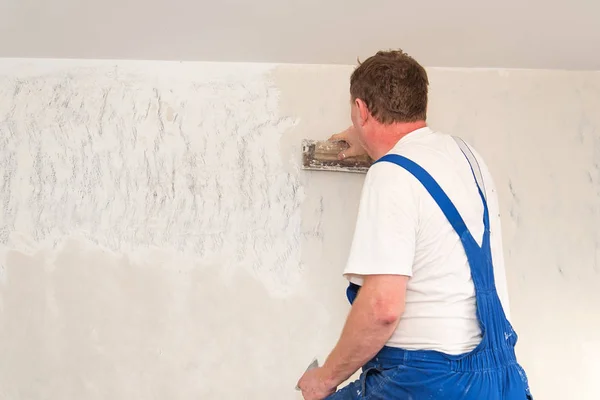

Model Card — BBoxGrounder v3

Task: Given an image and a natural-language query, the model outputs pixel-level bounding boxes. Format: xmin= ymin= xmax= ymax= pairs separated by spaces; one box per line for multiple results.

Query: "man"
xmin=296 ymin=50 xmax=533 ymax=399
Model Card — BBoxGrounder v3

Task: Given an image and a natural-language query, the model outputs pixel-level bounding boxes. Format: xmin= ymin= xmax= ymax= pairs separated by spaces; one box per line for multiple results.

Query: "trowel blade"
xmin=301 ymin=139 xmax=373 ymax=173
xmin=295 ymin=357 xmax=319 ymax=390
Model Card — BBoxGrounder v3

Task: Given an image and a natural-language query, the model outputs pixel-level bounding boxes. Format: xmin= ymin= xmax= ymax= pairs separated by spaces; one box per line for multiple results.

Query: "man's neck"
xmin=369 ymin=121 xmax=427 ymax=160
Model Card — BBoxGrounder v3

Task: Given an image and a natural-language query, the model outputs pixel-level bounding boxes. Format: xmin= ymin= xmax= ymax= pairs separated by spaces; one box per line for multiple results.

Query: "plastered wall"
xmin=0 ymin=59 xmax=598 ymax=399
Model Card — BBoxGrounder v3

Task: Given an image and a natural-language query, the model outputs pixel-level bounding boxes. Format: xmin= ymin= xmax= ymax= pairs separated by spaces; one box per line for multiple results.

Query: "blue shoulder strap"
xmin=452 ymin=137 xmax=486 ymax=198
xmin=374 ymin=154 xmax=474 ymax=242
xmin=374 ymin=137 xmax=489 ymax=245
xmin=452 ymin=136 xmax=490 ymax=230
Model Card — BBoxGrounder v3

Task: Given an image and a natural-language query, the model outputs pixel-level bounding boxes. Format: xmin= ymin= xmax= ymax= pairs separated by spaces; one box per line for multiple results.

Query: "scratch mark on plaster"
xmin=98 ymin=88 xmax=110 ymax=137
xmin=508 ymin=179 xmax=520 ymax=223
xmin=154 ymin=88 xmax=165 ymax=142
xmin=144 ymin=101 xmax=151 ymax=120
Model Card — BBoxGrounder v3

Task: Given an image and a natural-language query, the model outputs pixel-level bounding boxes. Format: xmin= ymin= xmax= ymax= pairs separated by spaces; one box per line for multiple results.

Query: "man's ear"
xmin=355 ymin=98 xmax=370 ymax=126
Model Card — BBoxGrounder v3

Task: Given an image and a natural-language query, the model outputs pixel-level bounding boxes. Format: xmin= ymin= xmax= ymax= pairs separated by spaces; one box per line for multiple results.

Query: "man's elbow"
xmin=372 ymin=298 xmax=404 ymax=326
xmin=361 ymin=274 xmax=409 ymax=326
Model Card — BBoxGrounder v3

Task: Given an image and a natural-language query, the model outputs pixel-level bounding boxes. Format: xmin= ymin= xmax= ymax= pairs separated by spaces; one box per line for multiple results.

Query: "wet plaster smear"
xmin=0 ymin=59 xmax=599 ymax=399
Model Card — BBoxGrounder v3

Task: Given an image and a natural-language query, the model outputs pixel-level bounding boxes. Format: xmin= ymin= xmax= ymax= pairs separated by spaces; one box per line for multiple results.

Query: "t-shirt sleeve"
xmin=343 ymin=161 xmax=419 ymax=284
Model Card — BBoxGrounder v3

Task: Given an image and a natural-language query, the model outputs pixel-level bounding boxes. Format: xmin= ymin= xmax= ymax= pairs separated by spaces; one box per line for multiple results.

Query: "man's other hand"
xmin=297 ymin=366 xmax=337 ymax=400
xmin=329 ymin=126 xmax=367 ymax=160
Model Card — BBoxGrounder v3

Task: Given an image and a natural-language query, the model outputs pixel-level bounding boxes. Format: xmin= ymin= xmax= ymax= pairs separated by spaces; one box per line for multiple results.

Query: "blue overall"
xmin=327 ymin=148 xmax=533 ymax=399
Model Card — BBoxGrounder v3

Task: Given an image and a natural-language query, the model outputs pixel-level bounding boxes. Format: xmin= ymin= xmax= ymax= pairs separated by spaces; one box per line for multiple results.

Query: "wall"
xmin=0 ymin=59 xmax=598 ymax=399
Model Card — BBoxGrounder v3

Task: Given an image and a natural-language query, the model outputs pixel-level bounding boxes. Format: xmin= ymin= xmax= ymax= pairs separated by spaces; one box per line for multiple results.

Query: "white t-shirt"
xmin=343 ymin=126 xmax=511 ymax=355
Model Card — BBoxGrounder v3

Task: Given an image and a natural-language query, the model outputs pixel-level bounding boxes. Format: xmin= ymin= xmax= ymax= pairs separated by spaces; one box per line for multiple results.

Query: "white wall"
xmin=0 ymin=59 xmax=598 ymax=399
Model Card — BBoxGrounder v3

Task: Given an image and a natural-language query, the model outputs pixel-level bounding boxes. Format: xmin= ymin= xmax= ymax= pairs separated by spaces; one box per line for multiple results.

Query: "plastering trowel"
xmin=301 ymin=139 xmax=373 ymax=173
xmin=295 ymin=357 xmax=320 ymax=390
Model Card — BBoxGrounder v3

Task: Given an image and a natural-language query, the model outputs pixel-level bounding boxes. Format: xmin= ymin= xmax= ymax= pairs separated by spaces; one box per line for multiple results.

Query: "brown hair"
xmin=350 ymin=49 xmax=429 ymax=124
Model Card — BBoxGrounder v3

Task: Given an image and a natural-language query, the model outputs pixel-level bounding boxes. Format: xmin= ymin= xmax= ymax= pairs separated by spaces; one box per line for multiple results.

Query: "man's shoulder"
xmin=379 ymin=131 xmax=497 ymax=195
xmin=361 ymin=157 xmax=424 ymax=204
xmin=392 ymin=129 xmax=491 ymax=172
xmin=365 ymin=157 xmax=418 ymax=185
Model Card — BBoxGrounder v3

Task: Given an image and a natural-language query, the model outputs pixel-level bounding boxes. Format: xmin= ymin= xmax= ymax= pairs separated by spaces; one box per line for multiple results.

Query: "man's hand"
xmin=296 ymin=366 xmax=337 ymax=400
xmin=329 ymin=126 xmax=367 ymax=160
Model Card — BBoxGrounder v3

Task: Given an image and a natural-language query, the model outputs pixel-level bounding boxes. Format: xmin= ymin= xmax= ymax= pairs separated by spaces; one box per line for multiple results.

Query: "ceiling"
xmin=0 ymin=0 xmax=598 ymax=70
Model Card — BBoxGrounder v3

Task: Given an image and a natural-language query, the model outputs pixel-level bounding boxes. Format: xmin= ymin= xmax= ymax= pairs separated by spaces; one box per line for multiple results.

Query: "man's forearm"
xmin=320 ymin=291 xmax=401 ymax=388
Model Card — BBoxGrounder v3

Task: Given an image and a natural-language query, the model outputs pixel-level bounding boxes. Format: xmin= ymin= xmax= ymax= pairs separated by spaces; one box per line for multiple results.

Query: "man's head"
xmin=349 ymin=49 xmax=429 ymax=157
